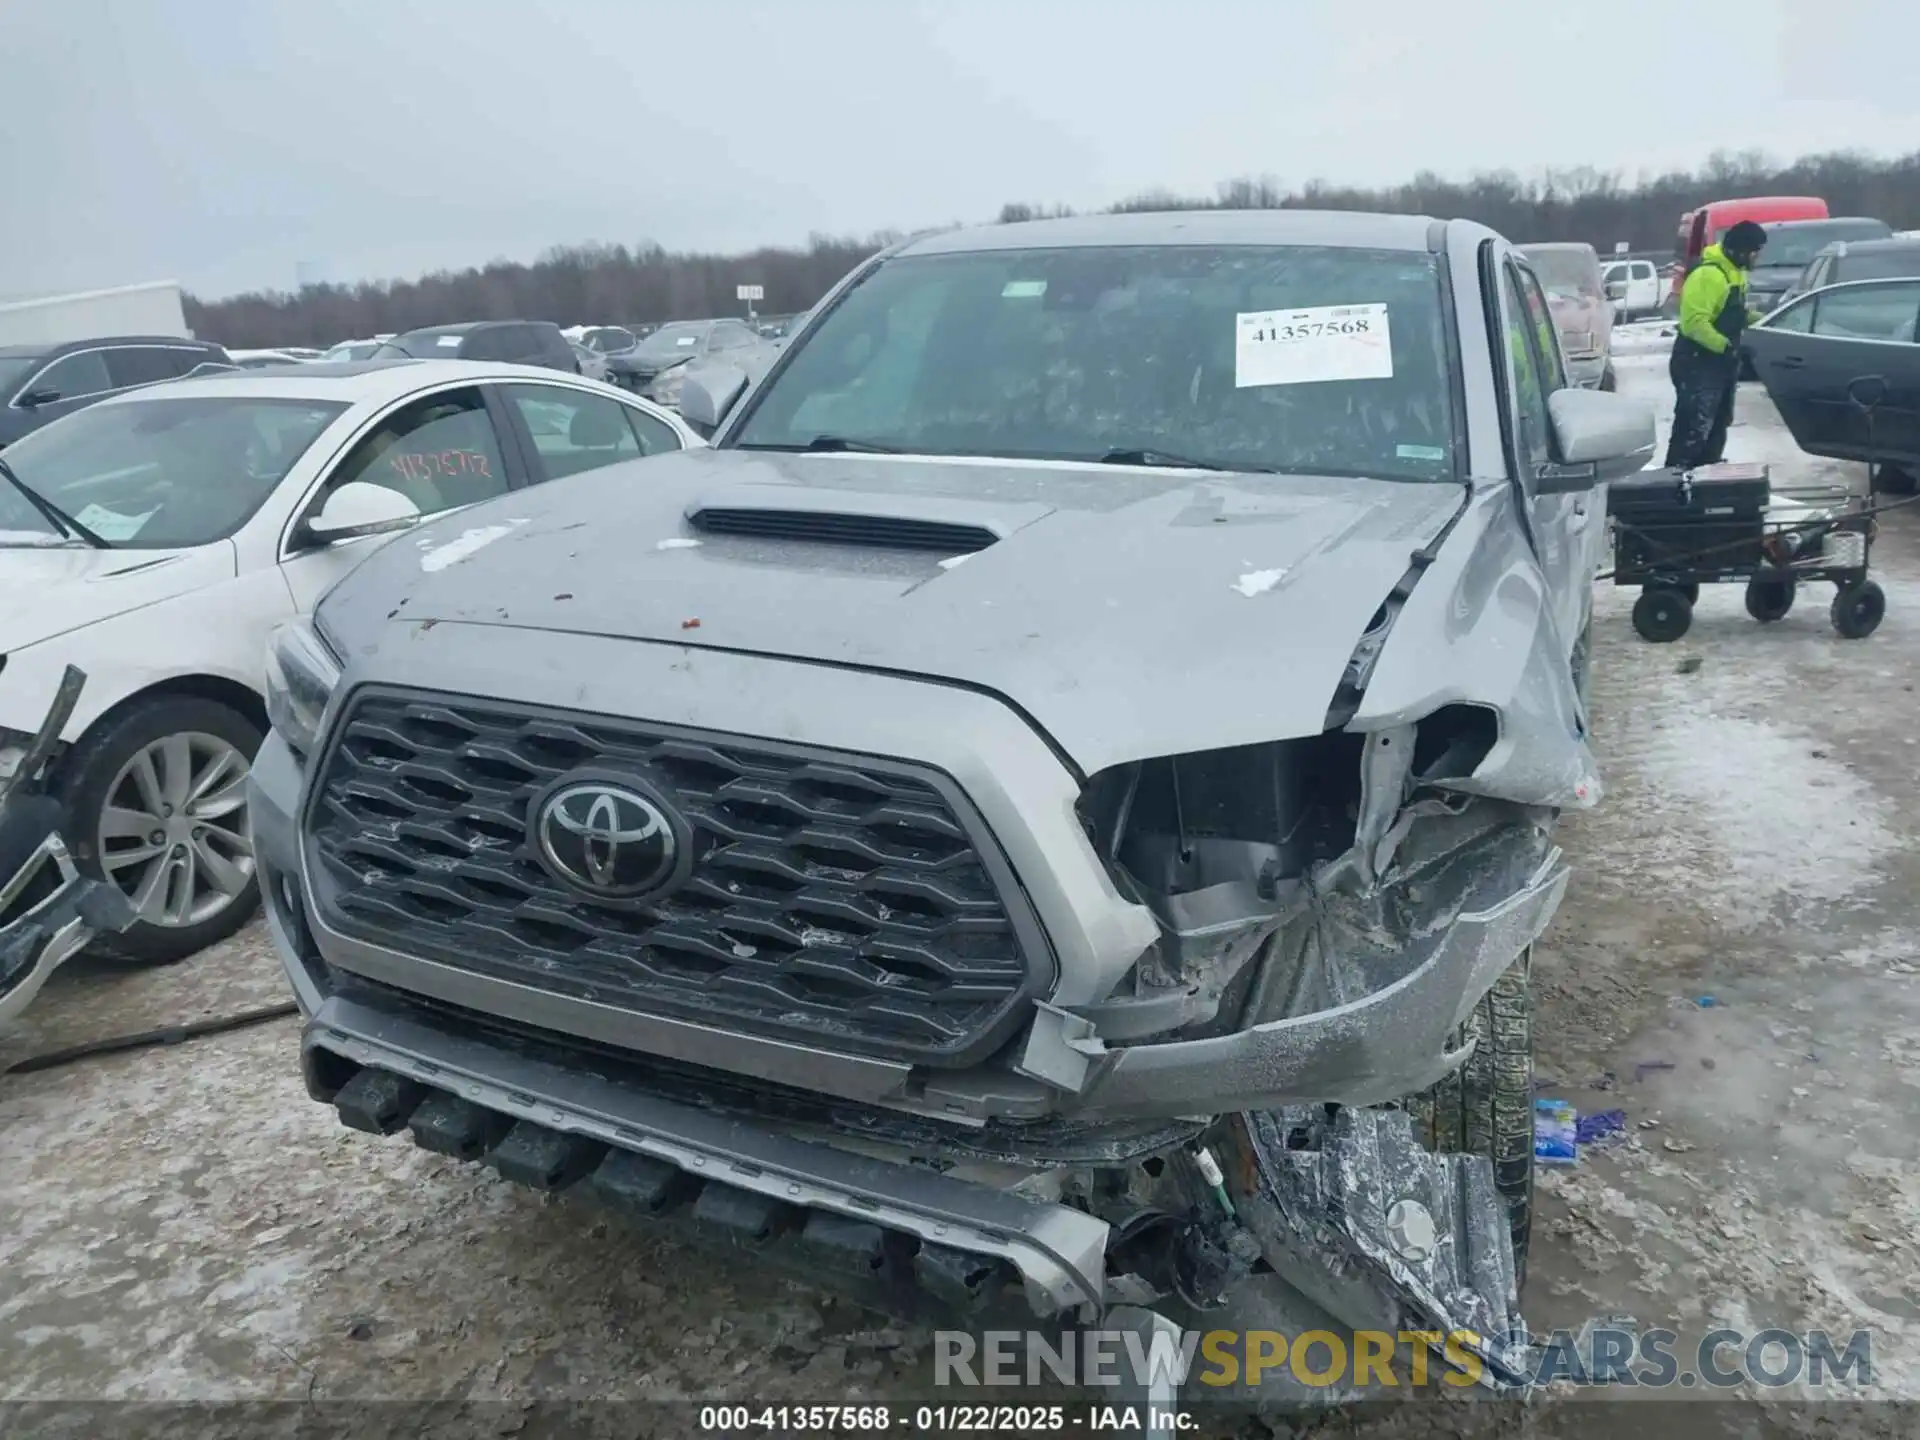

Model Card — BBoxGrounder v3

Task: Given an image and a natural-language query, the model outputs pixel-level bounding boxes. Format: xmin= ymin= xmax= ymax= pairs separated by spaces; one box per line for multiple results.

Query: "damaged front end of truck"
xmin=259 ymin=448 xmax=1602 ymax=1405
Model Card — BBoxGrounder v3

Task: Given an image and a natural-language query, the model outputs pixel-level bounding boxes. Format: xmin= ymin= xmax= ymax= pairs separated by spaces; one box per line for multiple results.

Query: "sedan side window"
xmin=1810 ymin=282 xmax=1920 ymax=343
xmin=1765 ymin=295 xmax=1816 ymax=333
xmin=104 ymin=346 xmax=186 ymax=388
xmin=505 ymin=383 xmax=670 ymax=480
xmin=623 ymin=405 xmax=681 ymax=457
xmin=22 ymin=349 xmax=113 ymax=402
xmin=312 ymin=387 xmax=511 ymax=519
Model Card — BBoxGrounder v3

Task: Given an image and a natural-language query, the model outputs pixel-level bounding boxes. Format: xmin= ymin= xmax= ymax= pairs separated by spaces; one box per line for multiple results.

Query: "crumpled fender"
xmin=1348 ymin=483 xmax=1601 ymax=811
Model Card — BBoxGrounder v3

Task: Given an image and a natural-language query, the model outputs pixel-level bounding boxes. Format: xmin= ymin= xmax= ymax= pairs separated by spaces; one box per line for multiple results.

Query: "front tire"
xmin=59 ymin=695 xmax=264 ymax=964
xmin=1409 ymin=955 xmax=1534 ymax=1283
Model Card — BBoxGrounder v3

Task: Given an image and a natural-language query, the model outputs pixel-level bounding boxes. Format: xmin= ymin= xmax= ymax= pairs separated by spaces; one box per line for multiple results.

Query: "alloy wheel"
xmin=97 ymin=731 xmax=256 ymax=928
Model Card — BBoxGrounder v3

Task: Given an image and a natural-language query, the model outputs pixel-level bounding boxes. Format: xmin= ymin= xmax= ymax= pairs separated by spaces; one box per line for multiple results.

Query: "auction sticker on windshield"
xmin=1235 ymin=303 xmax=1392 ymax=388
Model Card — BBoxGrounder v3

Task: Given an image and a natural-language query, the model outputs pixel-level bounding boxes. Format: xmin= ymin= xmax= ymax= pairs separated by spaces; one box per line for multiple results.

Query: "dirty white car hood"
xmin=0 ymin=543 xmax=233 ymax=652
xmin=322 ymin=449 xmax=1469 ymax=773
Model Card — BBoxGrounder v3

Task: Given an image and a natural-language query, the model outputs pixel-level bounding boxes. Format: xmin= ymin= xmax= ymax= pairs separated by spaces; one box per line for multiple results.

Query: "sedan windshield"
xmin=632 ymin=323 xmax=709 ymax=360
xmin=0 ymin=396 xmax=345 ymax=547
xmin=730 ymin=244 xmax=1459 ymax=481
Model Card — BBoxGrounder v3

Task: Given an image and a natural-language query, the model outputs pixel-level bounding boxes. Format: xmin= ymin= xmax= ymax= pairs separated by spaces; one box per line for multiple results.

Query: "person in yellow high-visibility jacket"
xmin=1664 ymin=220 xmax=1767 ymax=471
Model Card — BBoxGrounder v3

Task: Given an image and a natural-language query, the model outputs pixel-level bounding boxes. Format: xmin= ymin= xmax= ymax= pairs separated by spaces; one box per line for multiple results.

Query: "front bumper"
xmin=248 ymin=624 xmax=1565 ymax=1126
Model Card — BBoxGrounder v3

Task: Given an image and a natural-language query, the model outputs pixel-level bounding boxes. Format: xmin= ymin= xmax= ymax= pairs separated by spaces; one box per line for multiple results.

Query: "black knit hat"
xmin=1723 ymin=220 xmax=1767 ymax=258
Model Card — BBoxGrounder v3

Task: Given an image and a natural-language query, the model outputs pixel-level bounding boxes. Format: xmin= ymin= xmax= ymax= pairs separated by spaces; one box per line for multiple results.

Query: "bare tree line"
xmin=187 ymin=149 xmax=1920 ymax=349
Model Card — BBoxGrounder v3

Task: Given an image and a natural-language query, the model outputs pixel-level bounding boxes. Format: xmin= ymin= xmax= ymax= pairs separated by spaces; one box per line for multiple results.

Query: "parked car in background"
xmin=321 ymin=339 xmax=385 ymax=363
xmin=228 ymin=349 xmax=311 ymax=369
xmin=571 ymin=341 xmax=610 ymax=381
xmin=1745 ymin=277 xmax=1920 ymax=494
xmin=604 ymin=319 xmax=775 ymax=407
xmin=1786 ymin=236 xmax=1920 ymax=304
xmin=577 ymin=326 xmax=640 ymax=357
xmin=0 ymin=360 xmax=701 ymax=962
xmin=1601 ymin=258 xmax=1663 ymax=321
xmin=0 ymin=335 xmax=231 ymax=448
xmin=1746 ymin=217 xmax=1893 ymax=315
xmin=374 ymin=321 xmax=579 ymax=373
xmin=1519 ymin=243 xmax=1615 ymax=390
xmin=281 ymin=347 xmax=325 ymax=361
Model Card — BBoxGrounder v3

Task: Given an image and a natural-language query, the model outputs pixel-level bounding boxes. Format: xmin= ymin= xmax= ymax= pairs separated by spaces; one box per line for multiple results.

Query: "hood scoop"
xmin=686 ymin=483 xmax=1053 ymax=554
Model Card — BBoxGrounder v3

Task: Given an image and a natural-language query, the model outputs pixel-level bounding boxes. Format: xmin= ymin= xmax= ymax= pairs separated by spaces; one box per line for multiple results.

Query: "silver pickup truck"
xmin=250 ymin=210 xmax=1654 ymax=1407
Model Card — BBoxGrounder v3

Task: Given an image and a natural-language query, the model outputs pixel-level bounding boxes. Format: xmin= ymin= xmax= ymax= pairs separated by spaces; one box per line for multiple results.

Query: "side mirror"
xmin=1538 ymin=387 xmax=1657 ymax=491
xmin=677 ymin=363 xmax=749 ymax=431
xmin=17 ymin=388 xmax=59 ymax=408
xmin=301 ymin=481 xmax=420 ymax=545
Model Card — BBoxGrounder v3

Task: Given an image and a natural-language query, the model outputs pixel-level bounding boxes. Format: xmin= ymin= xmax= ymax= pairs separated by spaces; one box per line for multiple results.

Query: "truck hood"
xmin=321 ymin=449 xmax=1469 ymax=773
xmin=0 ymin=543 xmax=232 ymax=652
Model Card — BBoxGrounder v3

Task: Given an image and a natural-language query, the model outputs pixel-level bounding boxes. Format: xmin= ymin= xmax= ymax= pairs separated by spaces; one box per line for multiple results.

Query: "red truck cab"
xmin=1670 ymin=196 xmax=1828 ymax=302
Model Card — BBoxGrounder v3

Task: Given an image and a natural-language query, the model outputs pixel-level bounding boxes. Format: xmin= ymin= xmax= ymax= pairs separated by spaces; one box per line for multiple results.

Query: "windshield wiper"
xmin=1097 ymin=447 xmax=1254 ymax=473
xmin=0 ymin=454 xmax=108 ymax=548
xmin=740 ymin=435 xmax=904 ymax=455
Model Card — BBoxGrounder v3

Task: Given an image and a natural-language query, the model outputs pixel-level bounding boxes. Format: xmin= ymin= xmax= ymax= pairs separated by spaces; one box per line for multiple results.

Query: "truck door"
xmin=1502 ymin=258 xmax=1604 ymax=658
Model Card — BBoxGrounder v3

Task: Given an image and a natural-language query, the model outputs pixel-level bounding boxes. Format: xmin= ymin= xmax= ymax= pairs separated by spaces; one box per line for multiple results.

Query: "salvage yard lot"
xmin=3 ymin=347 xmax=1918 ymax=1433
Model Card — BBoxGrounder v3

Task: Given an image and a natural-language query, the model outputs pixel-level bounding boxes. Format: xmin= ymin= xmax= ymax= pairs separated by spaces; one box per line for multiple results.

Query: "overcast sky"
xmin=2 ymin=0 xmax=1911 ymax=299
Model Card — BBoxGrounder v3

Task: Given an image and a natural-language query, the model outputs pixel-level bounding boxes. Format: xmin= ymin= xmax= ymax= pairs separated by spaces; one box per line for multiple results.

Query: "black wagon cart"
xmin=1607 ymin=462 xmax=1885 ymax=642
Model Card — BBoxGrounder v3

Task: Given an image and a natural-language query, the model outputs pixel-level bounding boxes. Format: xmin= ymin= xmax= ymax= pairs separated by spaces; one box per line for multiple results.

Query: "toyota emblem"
xmin=531 ymin=778 xmax=682 ymax=901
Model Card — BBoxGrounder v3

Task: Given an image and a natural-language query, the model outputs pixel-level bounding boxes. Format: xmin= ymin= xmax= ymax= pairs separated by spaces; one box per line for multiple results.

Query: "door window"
xmin=505 ymin=383 xmax=679 ymax=479
xmin=105 ymin=346 xmax=188 ymax=388
xmin=1502 ymin=267 xmax=1555 ymax=472
xmin=310 ymin=387 xmax=510 ymax=522
xmin=23 ymin=349 xmax=113 ymax=402
xmin=1765 ymin=296 xmax=1816 ymax=334
xmin=1810 ymin=283 xmax=1920 ymax=342
xmin=624 ymin=405 xmax=680 ymax=456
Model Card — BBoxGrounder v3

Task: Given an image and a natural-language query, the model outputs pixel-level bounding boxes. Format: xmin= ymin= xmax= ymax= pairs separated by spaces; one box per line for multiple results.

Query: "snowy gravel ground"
xmin=4 ymin=346 xmax=1919 ymax=1437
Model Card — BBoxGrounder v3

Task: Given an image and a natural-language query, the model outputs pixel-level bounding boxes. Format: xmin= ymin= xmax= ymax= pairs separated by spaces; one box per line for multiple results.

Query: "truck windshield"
xmin=1525 ymin=249 xmax=1603 ymax=301
xmin=0 ymin=395 xmax=345 ymax=547
xmin=730 ymin=244 xmax=1459 ymax=482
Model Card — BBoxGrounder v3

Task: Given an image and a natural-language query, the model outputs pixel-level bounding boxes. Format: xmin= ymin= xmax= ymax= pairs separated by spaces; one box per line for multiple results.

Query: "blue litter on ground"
xmin=1576 ymin=1109 xmax=1628 ymax=1146
xmin=1696 ymin=995 xmax=1719 ymax=1008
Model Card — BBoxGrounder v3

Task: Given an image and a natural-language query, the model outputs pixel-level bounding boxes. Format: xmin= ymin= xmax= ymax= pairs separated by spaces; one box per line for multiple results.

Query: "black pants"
xmin=1665 ymin=352 xmax=1738 ymax=470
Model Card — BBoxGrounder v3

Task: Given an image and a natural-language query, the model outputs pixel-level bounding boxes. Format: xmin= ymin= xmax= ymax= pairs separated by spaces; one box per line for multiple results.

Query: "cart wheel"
xmin=1674 ymin=582 xmax=1700 ymax=605
xmin=1831 ymin=580 xmax=1886 ymax=640
xmin=1633 ymin=587 xmax=1694 ymax=643
xmin=1744 ymin=575 xmax=1796 ymax=623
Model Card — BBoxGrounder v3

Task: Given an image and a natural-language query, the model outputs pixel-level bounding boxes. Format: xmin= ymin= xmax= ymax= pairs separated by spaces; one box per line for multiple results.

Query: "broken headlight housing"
xmin=264 ymin=618 xmax=342 ymax=759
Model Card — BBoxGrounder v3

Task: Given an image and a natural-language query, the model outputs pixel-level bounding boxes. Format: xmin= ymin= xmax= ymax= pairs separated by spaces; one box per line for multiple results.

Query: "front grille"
xmin=306 ymin=690 xmax=1048 ymax=1066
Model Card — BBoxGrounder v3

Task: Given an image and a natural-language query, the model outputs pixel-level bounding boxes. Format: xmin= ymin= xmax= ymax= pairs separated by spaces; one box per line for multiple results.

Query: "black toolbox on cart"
xmin=1608 ymin=462 xmax=1770 ymax=581
xmin=1606 ymin=462 xmax=1771 ymax=521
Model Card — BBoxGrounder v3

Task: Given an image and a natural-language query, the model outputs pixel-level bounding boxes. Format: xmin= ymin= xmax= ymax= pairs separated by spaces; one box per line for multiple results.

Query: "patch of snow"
xmin=1231 ymin=566 xmax=1288 ymax=598
xmin=419 ymin=522 xmax=524 ymax=572
xmin=937 ymin=554 xmax=971 ymax=570
xmin=657 ymin=537 xmax=701 ymax=551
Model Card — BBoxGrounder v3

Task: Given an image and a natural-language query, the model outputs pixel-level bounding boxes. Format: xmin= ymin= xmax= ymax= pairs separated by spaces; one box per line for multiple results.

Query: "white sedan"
xmin=0 ymin=360 xmax=701 ymax=961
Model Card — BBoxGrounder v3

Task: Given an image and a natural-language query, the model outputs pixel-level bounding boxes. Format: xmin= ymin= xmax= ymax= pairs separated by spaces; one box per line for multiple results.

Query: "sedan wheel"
xmin=61 ymin=695 xmax=266 ymax=964
xmin=99 ymin=732 xmax=256 ymax=928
